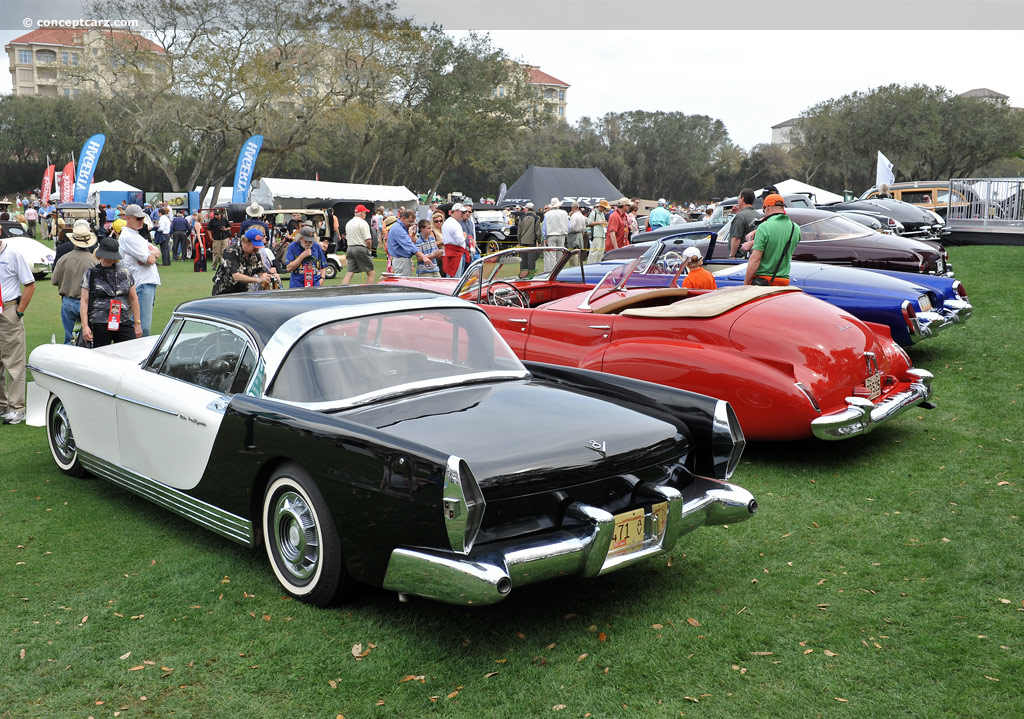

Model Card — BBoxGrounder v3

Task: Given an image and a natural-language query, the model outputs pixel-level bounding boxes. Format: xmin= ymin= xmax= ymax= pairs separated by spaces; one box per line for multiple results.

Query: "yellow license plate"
xmin=610 ymin=508 xmax=644 ymax=551
xmin=652 ymin=501 xmax=668 ymax=535
xmin=865 ymin=372 xmax=882 ymax=400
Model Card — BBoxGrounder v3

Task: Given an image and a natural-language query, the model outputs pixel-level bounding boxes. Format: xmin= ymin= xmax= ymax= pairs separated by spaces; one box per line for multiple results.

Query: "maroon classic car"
xmin=618 ymin=208 xmax=952 ymax=277
xmin=383 ymin=247 xmax=935 ymax=441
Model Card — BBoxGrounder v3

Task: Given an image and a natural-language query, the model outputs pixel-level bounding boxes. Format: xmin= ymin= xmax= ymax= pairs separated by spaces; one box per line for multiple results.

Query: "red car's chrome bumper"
xmin=811 ymin=369 xmax=934 ymax=440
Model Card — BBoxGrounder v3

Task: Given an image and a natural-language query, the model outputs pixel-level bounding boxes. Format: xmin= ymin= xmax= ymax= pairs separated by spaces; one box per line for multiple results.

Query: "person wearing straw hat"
xmin=587 ymin=200 xmax=610 ymax=264
xmin=51 ymin=220 xmax=98 ymax=344
xmin=80 ymin=236 xmax=142 ymax=347
xmin=240 ymin=202 xmax=270 ymax=241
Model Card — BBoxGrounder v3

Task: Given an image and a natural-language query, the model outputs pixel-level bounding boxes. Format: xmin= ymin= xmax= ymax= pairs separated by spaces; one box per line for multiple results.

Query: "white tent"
xmin=86 ymin=180 xmax=142 ymax=205
xmin=769 ymin=179 xmax=844 ymax=205
xmin=248 ymin=177 xmax=418 ymax=208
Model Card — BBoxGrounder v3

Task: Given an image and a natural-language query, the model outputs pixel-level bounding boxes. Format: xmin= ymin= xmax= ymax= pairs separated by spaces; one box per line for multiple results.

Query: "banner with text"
xmin=232 ymin=135 xmax=263 ymax=203
xmin=41 ymin=164 xmax=55 ymax=202
xmin=60 ymin=161 xmax=75 ymax=203
xmin=73 ymin=134 xmax=106 ymax=203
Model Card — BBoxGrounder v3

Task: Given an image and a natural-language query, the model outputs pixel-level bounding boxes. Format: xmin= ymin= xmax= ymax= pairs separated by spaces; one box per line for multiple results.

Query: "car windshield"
xmin=798 ymin=214 xmax=873 ymax=242
xmin=578 ymin=243 xmax=661 ymax=308
xmin=474 ymin=210 xmax=504 ymax=223
xmin=456 ymin=247 xmax=574 ymax=299
xmin=268 ymin=307 xmax=528 ymax=407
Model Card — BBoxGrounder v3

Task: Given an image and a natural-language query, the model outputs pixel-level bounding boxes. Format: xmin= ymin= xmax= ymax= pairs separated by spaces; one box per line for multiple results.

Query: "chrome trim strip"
xmin=268 ymin=370 xmax=529 ymax=412
xmin=381 ymin=477 xmax=756 ymax=606
xmin=26 ymin=365 xmax=116 ymax=398
xmin=114 ymin=394 xmax=180 ymax=416
xmin=78 ymin=451 xmax=255 ymax=547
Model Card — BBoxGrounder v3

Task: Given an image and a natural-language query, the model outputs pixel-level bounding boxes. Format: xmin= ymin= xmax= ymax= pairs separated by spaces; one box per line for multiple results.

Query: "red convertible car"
xmin=382 ymin=248 xmax=935 ymax=441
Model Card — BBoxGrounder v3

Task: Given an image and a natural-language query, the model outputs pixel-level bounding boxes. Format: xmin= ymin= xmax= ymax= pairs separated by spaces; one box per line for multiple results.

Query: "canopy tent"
xmin=769 ymin=179 xmax=844 ymax=205
xmin=499 ymin=166 xmax=624 ymax=208
xmin=195 ymin=185 xmax=235 ymax=207
xmin=248 ymin=177 xmax=417 ymax=209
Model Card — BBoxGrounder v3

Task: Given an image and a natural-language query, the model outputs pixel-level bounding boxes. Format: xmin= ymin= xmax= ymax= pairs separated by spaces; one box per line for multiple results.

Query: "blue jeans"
xmin=135 ymin=283 xmax=157 ymax=337
xmin=60 ymin=295 xmax=80 ymax=344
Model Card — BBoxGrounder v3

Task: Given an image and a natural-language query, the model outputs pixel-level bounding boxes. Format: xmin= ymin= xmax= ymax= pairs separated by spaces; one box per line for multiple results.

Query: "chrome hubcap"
xmin=52 ymin=404 xmax=76 ymax=462
xmin=272 ymin=490 xmax=319 ymax=581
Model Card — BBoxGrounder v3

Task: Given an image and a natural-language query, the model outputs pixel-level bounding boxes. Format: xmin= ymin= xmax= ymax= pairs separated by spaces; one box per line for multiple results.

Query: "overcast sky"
xmin=3 ymin=12 xmax=1023 ymax=152
xmin=471 ymin=30 xmax=1024 ymax=150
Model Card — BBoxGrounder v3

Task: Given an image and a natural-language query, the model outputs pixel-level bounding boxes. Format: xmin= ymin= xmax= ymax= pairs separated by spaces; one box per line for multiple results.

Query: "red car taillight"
xmin=953 ymin=280 xmax=968 ymax=300
xmin=901 ymin=300 xmax=919 ymax=334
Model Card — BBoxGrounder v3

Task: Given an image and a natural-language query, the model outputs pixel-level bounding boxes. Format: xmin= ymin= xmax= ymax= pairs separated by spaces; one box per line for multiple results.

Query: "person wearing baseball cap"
xmin=441 ymin=204 xmax=471 ymax=276
xmin=680 ymin=245 xmax=717 ymax=290
xmin=343 ymin=205 xmax=375 ymax=285
xmin=649 ymin=197 xmax=672 ymax=230
xmin=212 ymin=226 xmax=272 ymax=295
xmin=744 ymin=194 xmax=798 ymax=286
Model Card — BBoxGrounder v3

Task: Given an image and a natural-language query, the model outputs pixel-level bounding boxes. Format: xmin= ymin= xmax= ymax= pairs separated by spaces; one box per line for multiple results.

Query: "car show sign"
xmin=72 ymin=134 xmax=106 ymax=204
xmin=232 ymin=135 xmax=264 ymax=203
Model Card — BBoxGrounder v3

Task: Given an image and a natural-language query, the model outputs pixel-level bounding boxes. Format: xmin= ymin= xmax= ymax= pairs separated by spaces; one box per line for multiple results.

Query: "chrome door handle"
xmin=588 ymin=325 xmax=612 ymax=330
xmin=509 ymin=318 xmax=528 ymax=323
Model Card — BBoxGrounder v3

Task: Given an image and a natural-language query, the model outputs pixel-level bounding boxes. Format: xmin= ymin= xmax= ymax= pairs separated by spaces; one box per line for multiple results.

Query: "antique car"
xmin=3 ymin=235 xmax=56 ymax=279
xmin=550 ymin=243 xmax=972 ymax=347
xmin=859 ymin=181 xmax=975 ymax=219
xmin=820 ymin=198 xmax=948 ymax=239
xmin=27 ymin=286 xmax=756 ymax=607
xmin=473 ymin=208 xmax=518 ymax=254
xmin=382 ymin=247 xmax=935 ymax=441
xmin=617 ymin=209 xmax=953 ymax=277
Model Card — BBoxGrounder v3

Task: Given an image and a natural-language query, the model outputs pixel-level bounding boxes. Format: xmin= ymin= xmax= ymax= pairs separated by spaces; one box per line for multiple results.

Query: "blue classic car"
xmin=550 ymin=241 xmax=971 ymax=347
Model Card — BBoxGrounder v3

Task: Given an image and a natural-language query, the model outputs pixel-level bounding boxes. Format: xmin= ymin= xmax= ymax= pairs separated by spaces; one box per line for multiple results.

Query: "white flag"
xmin=876 ymin=151 xmax=895 ymax=188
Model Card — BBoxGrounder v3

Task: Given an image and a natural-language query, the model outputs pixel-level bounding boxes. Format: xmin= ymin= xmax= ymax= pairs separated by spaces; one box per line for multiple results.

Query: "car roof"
xmin=174 ymin=285 xmax=458 ymax=346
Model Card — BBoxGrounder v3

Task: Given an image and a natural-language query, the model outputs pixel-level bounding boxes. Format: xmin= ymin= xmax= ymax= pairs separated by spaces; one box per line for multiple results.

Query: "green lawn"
xmin=1 ymin=246 xmax=1021 ymax=718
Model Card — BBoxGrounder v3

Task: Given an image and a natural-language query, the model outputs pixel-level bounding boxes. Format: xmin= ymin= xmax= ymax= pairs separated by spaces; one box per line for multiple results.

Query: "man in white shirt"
xmin=117 ymin=205 xmax=161 ymax=336
xmin=542 ymin=198 xmax=569 ymax=272
xmin=0 ymin=236 xmax=35 ymax=424
xmin=441 ymin=204 xmax=470 ymax=277
xmin=342 ymin=205 xmax=375 ymax=285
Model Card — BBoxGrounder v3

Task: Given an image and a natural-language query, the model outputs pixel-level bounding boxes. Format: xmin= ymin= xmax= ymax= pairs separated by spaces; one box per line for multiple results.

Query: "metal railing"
xmin=946 ymin=178 xmax=1024 ymax=234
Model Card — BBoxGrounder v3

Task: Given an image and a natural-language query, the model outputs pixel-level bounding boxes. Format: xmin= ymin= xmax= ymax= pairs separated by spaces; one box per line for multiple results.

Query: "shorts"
xmin=346 ymin=244 xmax=374 ymax=274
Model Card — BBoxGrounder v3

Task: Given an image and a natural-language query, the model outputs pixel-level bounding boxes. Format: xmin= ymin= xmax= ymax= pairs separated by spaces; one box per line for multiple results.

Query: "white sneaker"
xmin=2 ymin=411 xmax=25 ymax=425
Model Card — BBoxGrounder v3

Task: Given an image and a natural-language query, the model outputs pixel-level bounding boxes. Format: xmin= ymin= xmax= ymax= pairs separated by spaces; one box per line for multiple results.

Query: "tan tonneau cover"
xmin=620 ymin=284 xmax=802 ymax=319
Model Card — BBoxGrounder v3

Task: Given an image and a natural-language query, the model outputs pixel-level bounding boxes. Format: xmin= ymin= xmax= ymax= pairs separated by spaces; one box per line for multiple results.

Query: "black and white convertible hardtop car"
xmin=29 ymin=286 xmax=756 ymax=606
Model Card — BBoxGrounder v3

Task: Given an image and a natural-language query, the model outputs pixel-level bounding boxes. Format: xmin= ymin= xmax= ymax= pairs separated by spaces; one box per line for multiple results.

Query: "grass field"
xmin=1 ymin=246 xmax=1021 ymax=718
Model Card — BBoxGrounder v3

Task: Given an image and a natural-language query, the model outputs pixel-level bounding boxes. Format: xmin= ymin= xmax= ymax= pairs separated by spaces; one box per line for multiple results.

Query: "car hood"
xmin=725 ymin=292 xmax=883 ymax=403
xmin=341 ymin=379 xmax=686 ymax=492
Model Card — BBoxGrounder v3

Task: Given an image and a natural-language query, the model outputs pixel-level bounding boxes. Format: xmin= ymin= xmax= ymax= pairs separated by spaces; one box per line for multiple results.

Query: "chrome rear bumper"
xmin=382 ymin=478 xmax=757 ymax=605
xmin=811 ymin=369 xmax=934 ymax=440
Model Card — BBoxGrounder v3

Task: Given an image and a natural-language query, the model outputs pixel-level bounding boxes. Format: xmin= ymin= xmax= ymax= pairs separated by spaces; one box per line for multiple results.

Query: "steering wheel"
xmin=196 ymin=335 xmax=235 ymax=391
xmin=654 ymin=251 xmax=686 ymax=275
xmin=485 ymin=281 xmax=529 ymax=308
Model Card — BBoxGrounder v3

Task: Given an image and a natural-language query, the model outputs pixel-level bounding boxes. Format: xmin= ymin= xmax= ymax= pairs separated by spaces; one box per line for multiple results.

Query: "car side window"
xmin=147 ymin=318 xmax=182 ymax=372
xmin=158 ymin=319 xmax=251 ymax=394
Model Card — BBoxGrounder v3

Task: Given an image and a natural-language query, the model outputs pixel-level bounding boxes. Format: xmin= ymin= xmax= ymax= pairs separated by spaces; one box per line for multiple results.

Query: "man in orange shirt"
xmin=680 ymin=246 xmax=717 ymax=290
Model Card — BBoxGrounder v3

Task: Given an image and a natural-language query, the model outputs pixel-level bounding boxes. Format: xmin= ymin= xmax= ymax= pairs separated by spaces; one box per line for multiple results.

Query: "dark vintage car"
xmin=820 ymin=198 xmax=947 ymax=239
xmin=616 ymin=209 xmax=953 ymax=277
xmin=27 ymin=287 xmax=756 ymax=606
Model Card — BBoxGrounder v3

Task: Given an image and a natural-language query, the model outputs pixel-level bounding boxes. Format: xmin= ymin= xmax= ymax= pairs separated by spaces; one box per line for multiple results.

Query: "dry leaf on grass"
xmin=824 ymin=650 xmax=838 ymax=657
xmin=577 ymin=653 xmax=588 ymax=661
xmin=128 ymin=665 xmax=144 ymax=672
xmin=834 ymin=697 xmax=849 ymax=703
xmin=484 ymin=671 xmax=498 ymax=678
xmin=985 ymin=675 xmax=999 ymax=682
xmin=398 ymin=675 xmax=425 ymax=684
xmin=750 ymin=651 xmax=773 ymax=656
xmin=375 ymin=699 xmax=385 ymax=706
xmin=651 ymin=624 xmax=663 ymax=629
xmin=553 ymin=704 xmax=567 ymax=711
xmin=19 ymin=649 xmax=26 ymax=660
xmin=328 ymin=680 xmax=338 ymax=689
xmin=546 ymin=643 xmax=557 ymax=650
xmin=684 ymin=696 xmax=699 ymax=703
xmin=803 ymin=649 xmax=814 ymax=655
xmin=447 ymin=690 xmax=459 ymax=699
xmin=686 ymin=618 xmax=701 ymax=627
xmin=597 ymin=632 xmax=607 ymax=642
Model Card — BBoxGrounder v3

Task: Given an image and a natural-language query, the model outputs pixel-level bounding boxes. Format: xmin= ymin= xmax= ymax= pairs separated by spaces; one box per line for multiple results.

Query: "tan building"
xmin=770 ymin=117 xmax=801 ymax=149
xmin=5 ymin=28 xmax=164 ymax=98
xmin=525 ymin=66 xmax=569 ymax=121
